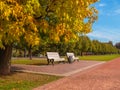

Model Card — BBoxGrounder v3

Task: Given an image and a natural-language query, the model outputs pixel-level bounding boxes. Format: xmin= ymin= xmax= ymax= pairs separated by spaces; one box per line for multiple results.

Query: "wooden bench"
xmin=66 ymin=52 xmax=79 ymax=63
xmin=46 ymin=52 xmax=65 ymax=65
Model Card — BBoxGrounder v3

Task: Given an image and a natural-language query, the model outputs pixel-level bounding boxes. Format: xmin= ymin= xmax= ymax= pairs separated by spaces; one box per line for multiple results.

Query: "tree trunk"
xmin=0 ymin=45 xmax=12 ymax=75
xmin=24 ymin=48 xmax=27 ymax=57
xmin=28 ymin=45 xmax=32 ymax=60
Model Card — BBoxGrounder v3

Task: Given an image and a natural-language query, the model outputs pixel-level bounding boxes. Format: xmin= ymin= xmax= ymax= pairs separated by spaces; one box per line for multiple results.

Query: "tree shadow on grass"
xmin=11 ymin=66 xmax=25 ymax=71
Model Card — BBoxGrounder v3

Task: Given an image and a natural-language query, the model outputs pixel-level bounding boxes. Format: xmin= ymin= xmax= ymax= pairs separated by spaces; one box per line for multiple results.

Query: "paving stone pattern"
xmin=33 ymin=57 xmax=120 ymax=90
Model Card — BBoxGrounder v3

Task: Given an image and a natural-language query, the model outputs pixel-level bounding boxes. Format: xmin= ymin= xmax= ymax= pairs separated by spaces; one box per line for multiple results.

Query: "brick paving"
xmin=33 ymin=57 xmax=120 ymax=90
xmin=11 ymin=60 xmax=104 ymax=76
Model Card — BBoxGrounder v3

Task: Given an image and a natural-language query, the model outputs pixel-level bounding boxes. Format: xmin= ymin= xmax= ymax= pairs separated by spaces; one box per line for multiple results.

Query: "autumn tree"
xmin=0 ymin=0 xmax=98 ymax=75
xmin=0 ymin=0 xmax=40 ymax=75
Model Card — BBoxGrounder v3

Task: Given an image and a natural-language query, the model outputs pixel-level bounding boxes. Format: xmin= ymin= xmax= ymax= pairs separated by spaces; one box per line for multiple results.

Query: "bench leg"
xmin=51 ymin=59 xmax=54 ymax=65
xmin=47 ymin=59 xmax=50 ymax=65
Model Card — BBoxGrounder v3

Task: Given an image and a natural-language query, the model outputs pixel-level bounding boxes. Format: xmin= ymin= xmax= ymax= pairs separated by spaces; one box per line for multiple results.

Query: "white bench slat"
xmin=47 ymin=52 xmax=65 ymax=65
xmin=67 ymin=52 xmax=79 ymax=60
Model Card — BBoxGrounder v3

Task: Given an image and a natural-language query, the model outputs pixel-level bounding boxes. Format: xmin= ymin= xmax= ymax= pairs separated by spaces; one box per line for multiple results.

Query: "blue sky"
xmin=87 ymin=0 xmax=120 ymax=44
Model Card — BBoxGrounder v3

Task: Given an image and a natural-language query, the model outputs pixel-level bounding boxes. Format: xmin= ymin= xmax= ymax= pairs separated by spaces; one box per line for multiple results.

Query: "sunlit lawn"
xmin=80 ymin=54 xmax=120 ymax=61
xmin=0 ymin=72 xmax=62 ymax=90
xmin=11 ymin=54 xmax=120 ymax=65
xmin=12 ymin=59 xmax=48 ymax=65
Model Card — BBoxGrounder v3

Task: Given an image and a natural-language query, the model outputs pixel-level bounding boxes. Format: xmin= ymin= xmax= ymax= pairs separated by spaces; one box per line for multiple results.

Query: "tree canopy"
xmin=0 ymin=0 xmax=40 ymax=48
xmin=0 ymin=0 xmax=98 ymax=48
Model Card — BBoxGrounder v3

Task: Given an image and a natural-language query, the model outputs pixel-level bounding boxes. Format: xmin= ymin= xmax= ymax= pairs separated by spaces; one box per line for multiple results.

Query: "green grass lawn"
xmin=0 ymin=72 xmax=62 ymax=90
xmin=12 ymin=59 xmax=48 ymax=65
xmin=80 ymin=54 xmax=120 ymax=61
xmin=11 ymin=54 xmax=120 ymax=65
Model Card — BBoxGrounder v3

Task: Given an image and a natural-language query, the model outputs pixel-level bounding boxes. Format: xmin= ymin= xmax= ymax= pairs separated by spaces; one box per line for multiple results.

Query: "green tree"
xmin=115 ymin=42 xmax=120 ymax=49
xmin=80 ymin=35 xmax=91 ymax=55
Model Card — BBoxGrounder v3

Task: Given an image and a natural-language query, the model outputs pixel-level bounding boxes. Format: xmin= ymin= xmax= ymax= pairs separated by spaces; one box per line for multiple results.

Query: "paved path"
xmin=33 ymin=57 xmax=120 ymax=90
xmin=12 ymin=60 xmax=104 ymax=76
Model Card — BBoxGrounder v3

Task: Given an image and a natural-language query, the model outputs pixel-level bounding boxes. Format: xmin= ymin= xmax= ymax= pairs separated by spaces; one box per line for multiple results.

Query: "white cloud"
xmin=114 ymin=9 xmax=120 ymax=14
xmin=98 ymin=3 xmax=106 ymax=7
xmin=87 ymin=27 xmax=120 ymax=44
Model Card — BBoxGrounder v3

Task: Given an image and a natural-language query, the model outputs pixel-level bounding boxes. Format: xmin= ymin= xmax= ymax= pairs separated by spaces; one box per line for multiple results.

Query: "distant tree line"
xmin=115 ymin=42 xmax=120 ymax=49
xmin=12 ymin=35 xmax=120 ymax=57
xmin=115 ymin=42 xmax=120 ymax=54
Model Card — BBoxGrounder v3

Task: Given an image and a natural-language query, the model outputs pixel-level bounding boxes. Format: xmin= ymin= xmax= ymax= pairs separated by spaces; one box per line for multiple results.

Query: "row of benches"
xmin=47 ymin=52 xmax=79 ymax=65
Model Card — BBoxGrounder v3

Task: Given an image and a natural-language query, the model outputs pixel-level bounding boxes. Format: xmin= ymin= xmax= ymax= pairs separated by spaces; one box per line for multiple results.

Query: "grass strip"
xmin=80 ymin=54 xmax=120 ymax=61
xmin=0 ymin=72 xmax=62 ymax=90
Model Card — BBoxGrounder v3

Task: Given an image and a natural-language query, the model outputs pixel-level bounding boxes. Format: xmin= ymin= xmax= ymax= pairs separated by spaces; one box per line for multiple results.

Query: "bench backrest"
xmin=47 ymin=52 xmax=60 ymax=59
xmin=66 ymin=52 xmax=75 ymax=58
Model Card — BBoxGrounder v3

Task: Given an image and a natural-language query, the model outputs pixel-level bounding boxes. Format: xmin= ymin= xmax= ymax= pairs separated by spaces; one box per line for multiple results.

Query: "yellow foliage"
xmin=39 ymin=20 xmax=49 ymax=33
xmin=0 ymin=0 xmax=98 ymax=48
xmin=24 ymin=31 xmax=40 ymax=47
xmin=55 ymin=23 xmax=66 ymax=36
